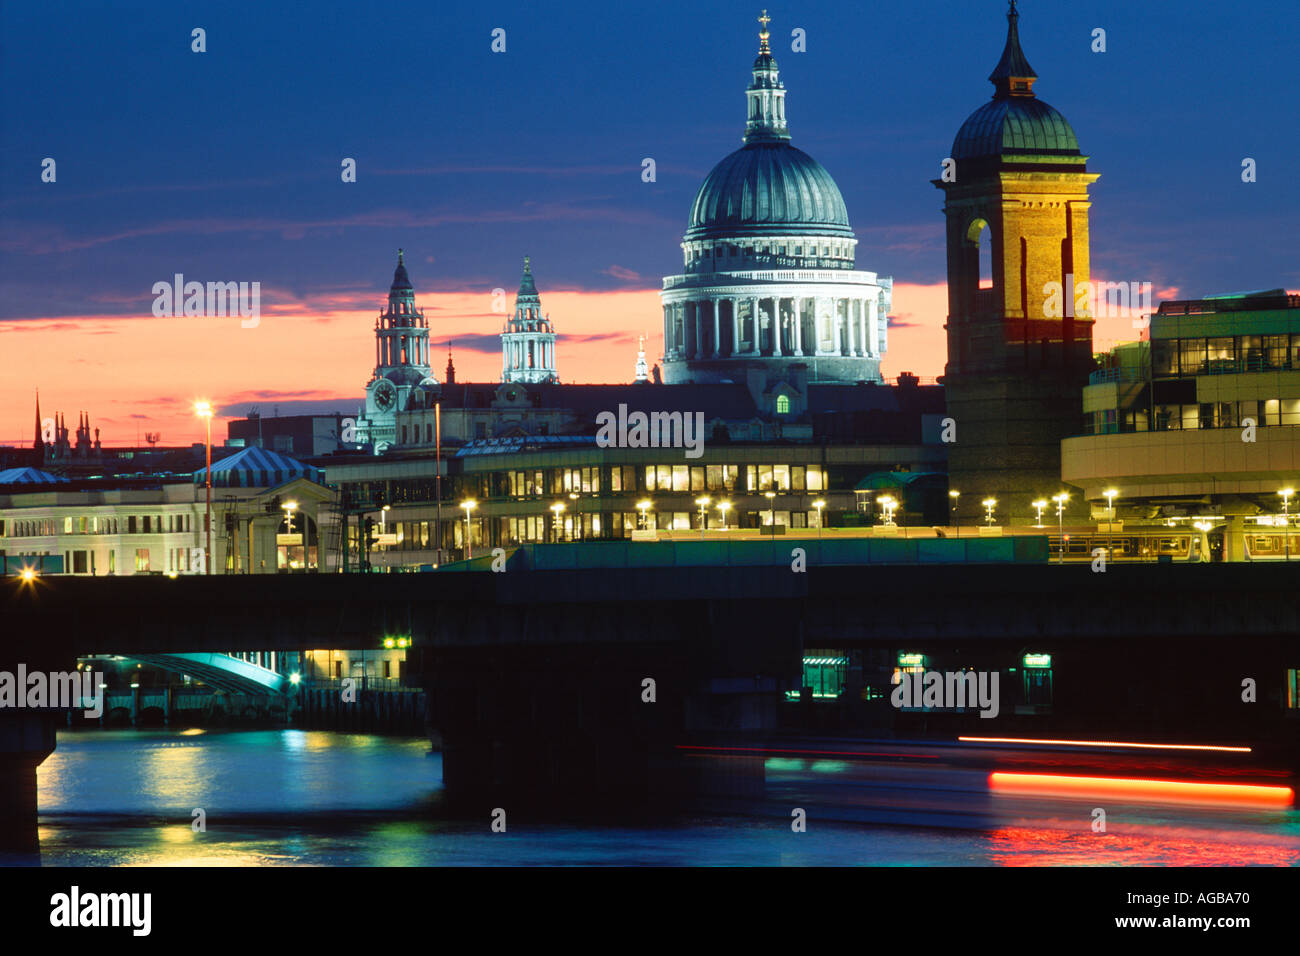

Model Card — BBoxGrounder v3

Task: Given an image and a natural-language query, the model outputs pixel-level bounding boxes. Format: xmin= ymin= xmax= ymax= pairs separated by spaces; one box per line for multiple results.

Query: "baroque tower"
xmin=936 ymin=1 xmax=1098 ymax=521
xmin=356 ymin=250 xmax=436 ymax=453
xmin=501 ymin=256 xmax=558 ymax=384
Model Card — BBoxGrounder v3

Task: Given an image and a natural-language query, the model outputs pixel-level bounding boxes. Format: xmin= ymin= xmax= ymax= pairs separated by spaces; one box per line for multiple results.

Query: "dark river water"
xmin=18 ymin=729 xmax=1300 ymax=866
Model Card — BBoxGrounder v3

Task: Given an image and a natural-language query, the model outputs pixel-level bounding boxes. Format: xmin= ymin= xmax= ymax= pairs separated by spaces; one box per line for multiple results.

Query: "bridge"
xmin=2 ymin=540 xmax=1298 ymax=849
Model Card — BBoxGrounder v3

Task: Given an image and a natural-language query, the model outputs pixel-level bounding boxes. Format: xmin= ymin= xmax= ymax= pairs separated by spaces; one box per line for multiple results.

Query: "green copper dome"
xmin=952 ymin=97 xmax=1080 ymax=160
xmin=686 ymin=142 xmax=853 ymax=241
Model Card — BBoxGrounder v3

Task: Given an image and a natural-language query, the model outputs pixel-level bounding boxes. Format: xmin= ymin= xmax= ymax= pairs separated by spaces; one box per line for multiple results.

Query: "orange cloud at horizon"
xmin=2 ymin=282 xmax=959 ymax=448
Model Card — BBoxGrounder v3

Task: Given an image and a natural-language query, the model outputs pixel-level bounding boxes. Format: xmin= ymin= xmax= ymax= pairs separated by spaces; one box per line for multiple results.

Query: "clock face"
xmin=373 ymin=379 xmax=397 ymax=412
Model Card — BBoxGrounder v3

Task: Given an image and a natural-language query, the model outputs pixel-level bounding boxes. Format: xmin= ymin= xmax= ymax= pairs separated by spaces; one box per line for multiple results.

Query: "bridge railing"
xmin=301 ymin=677 xmax=420 ymax=693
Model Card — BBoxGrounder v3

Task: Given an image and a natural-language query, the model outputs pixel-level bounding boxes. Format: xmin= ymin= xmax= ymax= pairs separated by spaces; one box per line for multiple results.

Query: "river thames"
xmin=8 ymin=728 xmax=1295 ymax=867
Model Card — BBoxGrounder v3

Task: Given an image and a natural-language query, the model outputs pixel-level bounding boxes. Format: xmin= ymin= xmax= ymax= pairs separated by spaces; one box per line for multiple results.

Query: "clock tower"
xmin=356 ymin=250 xmax=437 ymax=453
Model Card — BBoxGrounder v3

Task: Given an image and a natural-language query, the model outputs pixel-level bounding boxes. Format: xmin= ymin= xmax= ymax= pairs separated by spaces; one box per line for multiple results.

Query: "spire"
xmin=743 ymin=10 xmax=791 ymax=144
xmin=989 ymin=0 xmax=1037 ymax=99
xmin=635 ymin=333 xmax=649 ymax=383
xmin=445 ymin=344 xmax=456 ymax=385
xmin=33 ymin=390 xmax=41 ymax=449
xmin=518 ymin=255 xmax=538 ymax=298
xmin=390 ymin=247 xmax=413 ymax=291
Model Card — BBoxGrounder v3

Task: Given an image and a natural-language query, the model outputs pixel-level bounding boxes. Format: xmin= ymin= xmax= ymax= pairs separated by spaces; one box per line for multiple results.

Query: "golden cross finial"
xmin=758 ymin=10 xmax=771 ymax=53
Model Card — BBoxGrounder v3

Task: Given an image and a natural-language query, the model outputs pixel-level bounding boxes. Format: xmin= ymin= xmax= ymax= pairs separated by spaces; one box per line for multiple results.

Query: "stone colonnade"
xmin=662 ymin=294 xmax=881 ymax=361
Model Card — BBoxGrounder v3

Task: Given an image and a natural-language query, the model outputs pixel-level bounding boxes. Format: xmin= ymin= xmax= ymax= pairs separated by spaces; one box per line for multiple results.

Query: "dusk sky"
xmin=2 ymin=0 xmax=1296 ymax=446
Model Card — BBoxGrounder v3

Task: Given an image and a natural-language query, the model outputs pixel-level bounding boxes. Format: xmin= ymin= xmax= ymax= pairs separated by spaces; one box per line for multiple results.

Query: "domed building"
xmin=661 ymin=13 xmax=891 ymax=385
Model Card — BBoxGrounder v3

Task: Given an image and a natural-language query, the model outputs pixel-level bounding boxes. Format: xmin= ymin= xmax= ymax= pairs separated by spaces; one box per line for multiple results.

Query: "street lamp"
xmin=764 ymin=490 xmax=777 ymax=532
xmin=717 ymin=499 xmax=733 ymax=531
xmin=380 ymin=503 xmax=390 ymax=533
xmin=194 ymin=400 xmax=213 ymax=574
xmin=877 ymin=494 xmax=897 ymax=527
xmin=949 ymin=489 xmax=961 ymax=538
xmin=982 ymin=497 xmax=997 ymax=527
xmin=1280 ymin=487 xmax=1295 ymax=562
xmin=550 ymin=501 xmax=566 ymax=542
xmin=1104 ymin=488 xmax=1118 ymax=556
xmin=1052 ymin=492 xmax=1069 ymax=564
xmin=1032 ymin=499 xmax=1047 ymax=528
xmin=282 ymin=500 xmax=298 ymax=571
xmin=636 ymin=499 xmax=653 ymax=531
xmin=812 ymin=498 xmax=825 ymax=537
xmin=460 ymin=499 xmax=477 ymax=559
xmin=695 ymin=495 xmax=710 ymax=536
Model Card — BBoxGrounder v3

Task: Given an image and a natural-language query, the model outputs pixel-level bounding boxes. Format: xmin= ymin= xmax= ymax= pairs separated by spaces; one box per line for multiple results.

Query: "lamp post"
xmin=717 ymin=499 xmax=733 ymax=531
xmin=695 ymin=496 xmax=710 ymax=537
xmin=460 ymin=499 xmax=477 ymax=559
xmin=982 ymin=497 xmax=997 ymax=527
xmin=1104 ymin=488 xmax=1118 ymax=557
xmin=764 ymin=490 xmax=777 ymax=532
xmin=282 ymin=500 xmax=298 ymax=572
xmin=949 ymin=489 xmax=960 ymax=538
xmin=194 ymin=401 xmax=213 ymax=574
xmin=379 ymin=503 xmax=391 ymax=573
xmin=550 ymin=502 xmax=566 ymax=542
xmin=1281 ymin=487 xmax=1295 ymax=562
xmin=1032 ymin=499 xmax=1047 ymax=528
xmin=637 ymin=499 xmax=652 ymax=531
xmin=812 ymin=498 xmax=825 ymax=537
xmin=1052 ymin=492 xmax=1069 ymax=564
xmin=877 ymin=495 xmax=896 ymax=527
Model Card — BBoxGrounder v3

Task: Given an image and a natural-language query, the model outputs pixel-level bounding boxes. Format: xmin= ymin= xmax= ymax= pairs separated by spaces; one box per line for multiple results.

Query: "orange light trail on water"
xmin=989 ymin=772 xmax=1294 ymax=809
xmin=960 ymin=736 xmax=1251 ymax=753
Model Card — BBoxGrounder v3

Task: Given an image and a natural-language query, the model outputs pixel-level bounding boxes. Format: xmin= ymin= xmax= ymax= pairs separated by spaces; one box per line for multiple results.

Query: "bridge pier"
xmin=0 ymin=712 xmax=58 ymax=854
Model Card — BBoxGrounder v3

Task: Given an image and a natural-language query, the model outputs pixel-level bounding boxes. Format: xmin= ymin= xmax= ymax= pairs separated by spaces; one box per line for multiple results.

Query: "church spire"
xmin=743 ymin=10 xmax=791 ymax=144
xmin=989 ymin=0 xmax=1037 ymax=99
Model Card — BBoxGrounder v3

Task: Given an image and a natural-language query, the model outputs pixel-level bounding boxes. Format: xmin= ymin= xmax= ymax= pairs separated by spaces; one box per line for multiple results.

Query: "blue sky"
xmin=0 ymin=0 xmax=1296 ymax=441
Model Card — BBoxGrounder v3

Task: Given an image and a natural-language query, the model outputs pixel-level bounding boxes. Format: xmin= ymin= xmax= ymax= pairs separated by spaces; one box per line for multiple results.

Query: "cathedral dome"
xmin=685 ymin=143 xmax=854 ymax=242
xmin=952 ymin=97 xmax=1080 ymax=160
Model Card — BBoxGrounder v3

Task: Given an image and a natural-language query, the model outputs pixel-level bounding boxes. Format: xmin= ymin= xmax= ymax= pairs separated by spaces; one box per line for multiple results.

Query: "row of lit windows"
xmin=1152 ymin=334 xmax=1300 ymax=377
xmin=0 ymin=514 xmax=193 ymax=538
xmin=1153 ymin=399 xmax=1300 ymax=431
xmin=1089 ymin=399 xmax=1300 ymax=434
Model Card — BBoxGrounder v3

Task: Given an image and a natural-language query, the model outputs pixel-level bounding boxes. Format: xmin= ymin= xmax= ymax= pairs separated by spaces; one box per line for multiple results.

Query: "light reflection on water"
xmin=21 ymin=729 xmax=1300 ymax=866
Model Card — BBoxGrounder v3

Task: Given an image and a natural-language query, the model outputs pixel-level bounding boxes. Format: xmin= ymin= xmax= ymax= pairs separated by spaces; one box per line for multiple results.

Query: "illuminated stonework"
xmin=660 ymin=14 xmax=891 ymax=386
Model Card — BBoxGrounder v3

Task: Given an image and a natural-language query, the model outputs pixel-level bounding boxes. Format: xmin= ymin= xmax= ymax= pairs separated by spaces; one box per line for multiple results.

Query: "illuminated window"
xmin=776 ymin=394 xmax=790 ymax=414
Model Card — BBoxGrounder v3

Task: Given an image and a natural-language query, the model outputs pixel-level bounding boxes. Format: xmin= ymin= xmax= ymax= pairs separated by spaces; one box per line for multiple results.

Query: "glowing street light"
xmin=949 ymin=489 xmax=961 ymax=538
xmin=550 ymin=501 xmax=566 ymax=542
xmin=1104 ymin=488 xmax=1118 ymax=555
xmin=1052 ymin=492 xmax=1069 ymax=564
xmin=460 ymin=499 xmax=477 ymax=558
xmin=764 ymin=490 xmax=777 ymax=532
xmin=1280 ymin=487 xmax=1295 ymax=562
xmin=695 ymin=495 xmax=710 ymax=536
xmin=982 ymin=497 xmax=997 ymax=527
xmin=876 ymin=494 xmax=898 ymax=527
xmin=194 ymin=400 xmax=214 ymax=574
xmin=717 ymin=499 xmax=733 ymax=531
xmin=636 ymin=499 xmax=653 ymax=531
xmin=812 ymin=498 xmax=825 ymax=537
xmin=19 ymin=567 xmax=37 ymax=583
xmin=1032 ymin=499 xmax=1048 ymax=528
